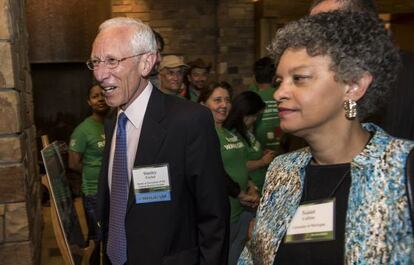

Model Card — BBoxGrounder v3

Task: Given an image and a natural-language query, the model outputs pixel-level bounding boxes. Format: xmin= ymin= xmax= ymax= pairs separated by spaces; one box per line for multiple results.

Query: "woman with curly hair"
xmin=239 ymin=11 xmax=414 ymax=265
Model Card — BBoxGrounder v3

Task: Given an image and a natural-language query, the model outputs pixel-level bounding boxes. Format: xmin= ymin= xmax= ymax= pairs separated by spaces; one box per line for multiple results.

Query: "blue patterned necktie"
xmin=107 ymin=112 xmax=129 ymax=265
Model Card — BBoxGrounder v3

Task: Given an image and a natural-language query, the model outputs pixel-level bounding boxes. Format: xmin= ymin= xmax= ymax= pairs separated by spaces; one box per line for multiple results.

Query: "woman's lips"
xmin=278 ymin=107 xmax=296 ymax=118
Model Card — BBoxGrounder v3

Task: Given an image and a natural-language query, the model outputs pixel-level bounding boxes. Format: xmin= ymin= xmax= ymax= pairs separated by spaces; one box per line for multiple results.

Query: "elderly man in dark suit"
xmin=87 ymin=17 xmax=229 ymax=265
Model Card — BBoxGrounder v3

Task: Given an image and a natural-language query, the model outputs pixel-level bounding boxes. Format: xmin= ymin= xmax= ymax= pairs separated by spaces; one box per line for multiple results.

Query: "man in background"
xmin=310 ymin=0 xmax=378 ymax=15
xmin=250 ymin=57 xmax=281 ymax=151
xmin=158 ymin=55 xmax=188 ymax=97
xmin=185 ymin=58 xmax=211 ymax=102
xmin=148 ymin=29 xmax=164 ymax=88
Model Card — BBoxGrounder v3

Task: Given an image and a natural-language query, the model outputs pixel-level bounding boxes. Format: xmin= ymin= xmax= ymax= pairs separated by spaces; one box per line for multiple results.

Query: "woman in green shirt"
xmin=199 ymin=82 xmax=259 ymax=265
xmin=68 ymin=85 xmax=109 ymax=265
xmin=224 ymin=91 xmax=276 ymax=195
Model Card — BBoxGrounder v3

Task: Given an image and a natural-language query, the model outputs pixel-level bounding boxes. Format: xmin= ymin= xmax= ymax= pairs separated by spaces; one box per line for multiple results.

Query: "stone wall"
xmin=216 ymin=0 xmax=255 ymax=90
xmin=0 ymin=0 xmax=41 ymax=264
xmin=111 ymin=0 xmax=255 ymax=93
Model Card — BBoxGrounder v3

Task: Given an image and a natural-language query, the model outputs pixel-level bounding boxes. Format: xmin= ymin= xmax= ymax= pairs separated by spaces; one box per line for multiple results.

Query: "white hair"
xmin=98 ymin=17 xmax=157 ymax=54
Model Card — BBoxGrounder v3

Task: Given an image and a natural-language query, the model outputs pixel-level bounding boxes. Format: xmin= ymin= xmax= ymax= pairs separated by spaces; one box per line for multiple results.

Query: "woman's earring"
xmin=343 ymin=99 xmax=357 ymax=119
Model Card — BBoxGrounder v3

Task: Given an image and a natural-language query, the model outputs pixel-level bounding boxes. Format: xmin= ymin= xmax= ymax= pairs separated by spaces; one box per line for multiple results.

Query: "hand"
xmin=238 ymin=191 xmax=259 ymax=208
xmin=246 ymin=185 xmax=260 ymax=207
xmin=247 ymin=218 xmax=256 ymax=241
xmin=261 ymin=149 xmax=276 ymax=166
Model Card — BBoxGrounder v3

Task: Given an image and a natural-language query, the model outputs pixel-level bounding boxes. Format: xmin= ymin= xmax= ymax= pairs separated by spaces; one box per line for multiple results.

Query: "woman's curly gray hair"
xmin=268 ymin=11 xmax=401 ymax=120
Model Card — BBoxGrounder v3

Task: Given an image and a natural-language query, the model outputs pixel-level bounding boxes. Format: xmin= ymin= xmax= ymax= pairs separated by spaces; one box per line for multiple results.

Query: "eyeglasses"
xmin=86 ymin=52 xmax=148 ymax=70
xmin=163 ymin=69 xmax=184 ymax=77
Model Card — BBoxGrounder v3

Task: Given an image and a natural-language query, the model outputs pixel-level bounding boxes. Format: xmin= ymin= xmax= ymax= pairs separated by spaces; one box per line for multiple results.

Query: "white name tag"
xmin=285 ymin=199 xmax=335 ymax=243
xmin=132 ymin=164 xmax=171 ymax=204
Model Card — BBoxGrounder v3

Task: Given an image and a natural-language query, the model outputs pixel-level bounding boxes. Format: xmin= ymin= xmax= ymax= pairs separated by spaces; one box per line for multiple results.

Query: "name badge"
xmin=132 ymin=164 xmax=171 ymax=204
xmin=284 ymin=199 xmax=335 ymax=243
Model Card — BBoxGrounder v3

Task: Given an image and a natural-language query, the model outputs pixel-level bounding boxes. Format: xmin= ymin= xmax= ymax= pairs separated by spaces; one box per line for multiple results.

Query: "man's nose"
xmin=94 ymin=66 xmax=111 ymax=83
xmin=172 ymin=74 xmax=178 ymax=81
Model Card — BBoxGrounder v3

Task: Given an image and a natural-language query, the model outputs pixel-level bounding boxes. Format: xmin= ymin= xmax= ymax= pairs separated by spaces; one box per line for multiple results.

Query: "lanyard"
xmin=328 ymin=169 xmax=350 ymax=198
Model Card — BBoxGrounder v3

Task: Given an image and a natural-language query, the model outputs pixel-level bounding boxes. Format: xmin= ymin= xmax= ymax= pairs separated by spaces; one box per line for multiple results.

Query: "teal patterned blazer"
xmin=238 ymin=123 xmax=414 ymax=265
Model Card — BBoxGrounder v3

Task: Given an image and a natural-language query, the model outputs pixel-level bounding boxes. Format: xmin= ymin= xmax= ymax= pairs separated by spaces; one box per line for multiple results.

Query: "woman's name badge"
xmin=284 ymin=199 xmax=335 ymax=243
xmin=132 ymin=164 xmax=171 ymax=204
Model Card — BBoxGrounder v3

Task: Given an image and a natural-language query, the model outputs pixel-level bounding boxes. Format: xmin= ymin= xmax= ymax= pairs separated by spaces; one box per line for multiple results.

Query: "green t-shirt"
xmin=188 ymin=86 xmax=200 ymax=102
xmin=216 ymin=127 xmax=248 ymax=223
xmin=250 ymin=84 xmax=281 ymax=151
xmin=69 ymin=116 xmax=105 ymax=195
xmin=243 ymin=131 xmax=267 ymax=195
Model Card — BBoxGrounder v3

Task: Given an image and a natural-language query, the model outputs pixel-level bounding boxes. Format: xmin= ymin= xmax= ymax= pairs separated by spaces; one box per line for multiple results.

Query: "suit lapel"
xmin=127 ymin=87 xmax=167 ymax=210
xmin=134 ymin=88 xmax=167 ymax=165
xmin=98 ymin=110 xmax=117 ymax=225
xmin=104 ymin=109 xmax=117 ymax=148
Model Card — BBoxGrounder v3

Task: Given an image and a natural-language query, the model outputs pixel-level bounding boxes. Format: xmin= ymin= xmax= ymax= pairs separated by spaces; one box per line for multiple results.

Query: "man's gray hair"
xmin=98 ymin=17 xmax=157 ymax=54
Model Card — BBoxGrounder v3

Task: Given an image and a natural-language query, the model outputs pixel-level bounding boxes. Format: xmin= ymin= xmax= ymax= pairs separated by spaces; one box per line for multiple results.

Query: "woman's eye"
xmin=274 ymin=78 xmax=282 ymax=87
xmin=293 ymin=75 xmax=310 ymax=82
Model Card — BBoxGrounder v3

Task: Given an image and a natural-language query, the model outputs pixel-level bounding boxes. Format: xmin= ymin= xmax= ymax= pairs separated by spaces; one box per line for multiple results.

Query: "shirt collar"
xmin=352 ymin=123 xmax=388 ymax=168
xmin=118 ymin=82 xmax=153 ymax=129
xmin=189 ymin=85 xmax=200 ymax=96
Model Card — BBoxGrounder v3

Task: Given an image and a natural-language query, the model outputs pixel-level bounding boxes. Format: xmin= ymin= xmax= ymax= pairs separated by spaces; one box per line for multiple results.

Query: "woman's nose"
xmin=273 ymin=81 xmax=288 ymax=103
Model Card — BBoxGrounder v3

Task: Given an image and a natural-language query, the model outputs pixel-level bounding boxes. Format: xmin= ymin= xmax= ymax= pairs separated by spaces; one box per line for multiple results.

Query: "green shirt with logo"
xmin=250 ymin=84 xmax=280 ymax=151
xmin=216 ymin=127 xmax=248 ymax=223
xmin=69 ymin=116 xmax=105 ymax=195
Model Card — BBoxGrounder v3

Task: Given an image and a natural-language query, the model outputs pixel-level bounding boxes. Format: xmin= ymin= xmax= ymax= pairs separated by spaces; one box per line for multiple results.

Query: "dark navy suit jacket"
xmin=97 ymin=87 xmax=229 ymax=265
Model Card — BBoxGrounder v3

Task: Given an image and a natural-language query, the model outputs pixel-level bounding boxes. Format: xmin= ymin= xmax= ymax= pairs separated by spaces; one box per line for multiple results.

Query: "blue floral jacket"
xmin=238 ymin=123 xmax=414 ymax=265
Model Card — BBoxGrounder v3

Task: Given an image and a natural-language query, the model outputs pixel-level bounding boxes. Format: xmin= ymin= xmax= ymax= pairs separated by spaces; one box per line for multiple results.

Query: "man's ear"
xmin=345 ymin=72 xmax=373 ymax=101
xmin=141 ymin=53 xmax=157 ymax=77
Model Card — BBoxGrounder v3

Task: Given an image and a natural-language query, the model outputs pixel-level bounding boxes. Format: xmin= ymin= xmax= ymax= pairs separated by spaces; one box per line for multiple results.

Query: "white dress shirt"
xmin=107 ymin=82 xmax=153 ymax=191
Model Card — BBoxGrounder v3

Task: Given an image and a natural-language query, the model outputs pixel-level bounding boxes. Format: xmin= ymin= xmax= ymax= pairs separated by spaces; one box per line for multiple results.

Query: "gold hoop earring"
xmin=343 ymin=99 xmax=357 ymax=119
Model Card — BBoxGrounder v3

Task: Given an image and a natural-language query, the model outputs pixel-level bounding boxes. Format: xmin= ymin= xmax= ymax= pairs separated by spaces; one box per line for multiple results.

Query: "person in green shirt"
xmin=68 ymin=84 xmax=109 ymax=265
xmin=224 ymin=91 xmax=276 ymax=196
xmin=250 ymin=57 xmax=281 ymax=152
xmin=199 ymin=82 xmax=259 ymax=265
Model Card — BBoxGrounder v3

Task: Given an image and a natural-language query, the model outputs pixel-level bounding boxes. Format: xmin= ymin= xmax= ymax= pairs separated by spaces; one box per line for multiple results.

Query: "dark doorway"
xmin=26 ymin=0 xmax=111 ymax=144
